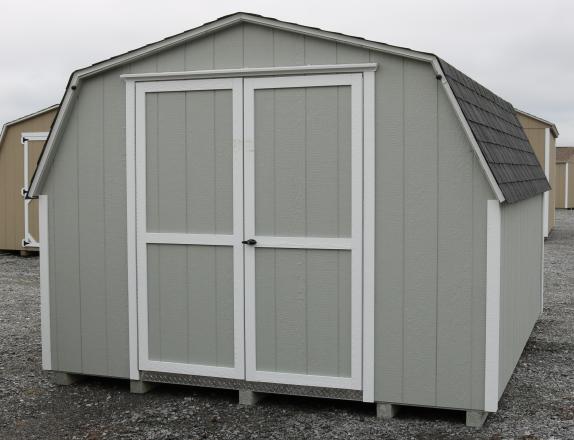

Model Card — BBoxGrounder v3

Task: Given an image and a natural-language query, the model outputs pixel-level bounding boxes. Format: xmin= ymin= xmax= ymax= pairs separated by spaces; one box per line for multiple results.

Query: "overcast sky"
xmin=1 ymin=0 xmax=573 ymax=144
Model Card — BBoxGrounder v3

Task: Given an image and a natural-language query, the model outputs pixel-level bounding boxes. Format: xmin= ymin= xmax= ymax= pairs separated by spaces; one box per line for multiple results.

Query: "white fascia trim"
xmin=39 ymin=195 xmax=51 ymax=370
xmin=485 ymin=200 xmax=501 ymax=412
xmin=431 ymin=59 xmax=505 ymax=203
xmin=121 ymin=63 xmax=378 ymax=82
xmin=28 ymin=12 xmax=432 ymax=196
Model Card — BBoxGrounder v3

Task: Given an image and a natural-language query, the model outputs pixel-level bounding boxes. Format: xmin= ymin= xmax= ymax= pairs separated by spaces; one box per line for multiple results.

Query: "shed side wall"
xmin=549 ymin=135 xmax=556 ymax=230
xmin=498 ymin=194 xmax=543 ymax=397
xmin=373 ymin=51 xmax=493 ymax=411
xmin=0 ymin=109 xmax=56 ymax=251
xmin=43 ymin=22 xmax=493 ymax=410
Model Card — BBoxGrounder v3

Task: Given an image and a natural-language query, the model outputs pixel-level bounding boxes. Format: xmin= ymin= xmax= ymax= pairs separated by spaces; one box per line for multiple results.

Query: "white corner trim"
xmin=431 ymin=59 xmax=505 ymax=203
xmin=565 ymin=163 xmax=570 ymax=208
xmin=485 ymin=200 xmax=501 ymax=412
xmin=540 ymin=192 xmax=548 ymax=314
xmin=543 ymin=128 xmax=550 ymax=237
xmin=126 ymin=80 xmax=139 ymax=380
xmin=362 ymin=70 xmax=375 ymax=403
xmin=39 ymin=194 xmax=51 ymax=370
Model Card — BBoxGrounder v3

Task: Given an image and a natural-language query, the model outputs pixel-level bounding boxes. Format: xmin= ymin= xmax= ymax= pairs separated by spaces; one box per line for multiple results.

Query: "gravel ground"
xmin=0 ymin=211 xmax=573 ymax=439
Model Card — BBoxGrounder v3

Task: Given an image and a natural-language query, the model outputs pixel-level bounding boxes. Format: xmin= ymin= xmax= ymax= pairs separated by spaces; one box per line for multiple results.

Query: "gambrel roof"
xmin=0 ymin=104 xmax=59 ymax=152
xmin=29 ymin=12 xmax=549 ymax=203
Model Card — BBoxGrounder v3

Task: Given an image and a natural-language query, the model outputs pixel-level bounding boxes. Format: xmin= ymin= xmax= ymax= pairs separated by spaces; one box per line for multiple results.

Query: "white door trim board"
xmin=130 ymin=77 xmax=245 ymax=380
xmin=485 ymin=200 xmax=501 ymax=412
xmin=20 ymin=132 xmax=48 ymax=248
xmin=243 ymin=73 xmax=364 ymax=391
xmin=121 ymin=63 xmax=377 ymax=82
xmin=39 ymin=194 xmax=51 ymax=370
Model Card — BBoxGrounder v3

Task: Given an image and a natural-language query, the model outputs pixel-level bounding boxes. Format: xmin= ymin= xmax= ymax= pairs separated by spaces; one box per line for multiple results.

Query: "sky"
xmin=1 ymin=0 xmax=573 ymax=144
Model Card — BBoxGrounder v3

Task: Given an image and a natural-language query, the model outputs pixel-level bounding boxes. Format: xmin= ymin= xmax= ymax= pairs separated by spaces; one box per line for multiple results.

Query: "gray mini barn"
xmin=28 ymin=13 xmax=548 ymax=427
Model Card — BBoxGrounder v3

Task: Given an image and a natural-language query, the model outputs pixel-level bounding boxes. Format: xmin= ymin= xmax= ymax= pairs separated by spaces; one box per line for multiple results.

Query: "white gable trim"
xmin=0 ymin=104 xmax=58 ymax=150
xmin=28 ymin=12 xmax=504 ymax=203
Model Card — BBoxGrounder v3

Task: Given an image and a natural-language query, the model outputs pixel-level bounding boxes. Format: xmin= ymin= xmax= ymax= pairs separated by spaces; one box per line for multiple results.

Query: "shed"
xmin=28 ymin=13 xmax=548 ymax=427
xmin=556 ymin=147 xmax=574 ymax=208
xmin=0 ymin=105 xmax=58 ymax=253
xmin=515 ymin=109 xmax=559 ymax=237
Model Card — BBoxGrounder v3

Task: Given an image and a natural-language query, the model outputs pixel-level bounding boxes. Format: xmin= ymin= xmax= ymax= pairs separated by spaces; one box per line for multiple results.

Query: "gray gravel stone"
xmin=0 ymin=210 xmax=573 ymax=439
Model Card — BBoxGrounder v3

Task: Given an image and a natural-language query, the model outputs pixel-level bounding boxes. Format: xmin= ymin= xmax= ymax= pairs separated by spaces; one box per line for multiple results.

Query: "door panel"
xmin=254 ymin=87 xmax=352 ymax=238
xmin=255 ymin=248 xmax=352 ymax=377
xmin=147 ymin=244 xmax=234 ymax=367
xmin=146 ymin=90 xmax=233 ymax=234
xmin=136 ymin=78 xmax=243 ymax=379
xmin=244 ymin=74 xmax=363 ymax=390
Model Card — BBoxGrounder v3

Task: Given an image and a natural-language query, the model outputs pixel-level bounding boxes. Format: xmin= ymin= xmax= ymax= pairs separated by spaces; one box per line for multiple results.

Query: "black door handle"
xmin=242 ymin=239 xmax=257 ymax=245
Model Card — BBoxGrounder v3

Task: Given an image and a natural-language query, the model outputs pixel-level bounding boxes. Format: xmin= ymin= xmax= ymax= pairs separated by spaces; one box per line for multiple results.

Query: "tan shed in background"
xmin=516 ymin=110 xmax=559 ymax=237
xmin=0 ymin=105 xmax=58 ymax=252
xmin=556 ymin=147 xmax=574 ymax=209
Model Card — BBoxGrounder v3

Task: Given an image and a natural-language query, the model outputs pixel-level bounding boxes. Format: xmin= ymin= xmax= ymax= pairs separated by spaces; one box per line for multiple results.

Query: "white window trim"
xmin=126 ymin=78 xmax=245 ymax=380
xmin=20 ymin=132 xmax=48 ymax=248
xmin=243 ymin=73 xmax=364 ymax=391
xmin=484 ymin=200 xmax=501 ymax=412
xmin=39 ymin=194 xmax=51 ymax=370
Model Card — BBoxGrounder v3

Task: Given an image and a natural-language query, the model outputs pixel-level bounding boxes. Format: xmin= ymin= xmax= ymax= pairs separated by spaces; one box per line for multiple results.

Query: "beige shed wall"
xmin=0 ymin=109 xmax=57 ymax=251
xmin=516 ymin=113 xmax=557 ymax=233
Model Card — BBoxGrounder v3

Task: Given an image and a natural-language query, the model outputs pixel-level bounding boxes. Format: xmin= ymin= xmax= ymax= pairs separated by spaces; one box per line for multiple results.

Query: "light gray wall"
xmin=43 ymin=22 xmax=497 ymax=410
xmin=371 ymin=51 xmax=494 ymax=411
xmin=498 ymin=194 xmax=543 ymax=397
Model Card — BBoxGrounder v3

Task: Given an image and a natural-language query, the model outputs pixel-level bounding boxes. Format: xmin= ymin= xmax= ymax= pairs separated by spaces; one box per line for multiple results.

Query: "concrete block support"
xmin=238 ymin=390 xmax=265 ymax=405
xmin=376 ymin=402 xmax=399 ymax=419
xmin=466 ymin=410 xmax=489 ymax=428
xmin=130 ymin=380 xmax=157 ymax=394
xmin=53 ymin=372 xmax=82 ymax=386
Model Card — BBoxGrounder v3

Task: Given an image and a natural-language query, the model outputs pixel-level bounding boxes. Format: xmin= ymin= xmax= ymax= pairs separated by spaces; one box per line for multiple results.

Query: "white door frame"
xmin=20 ymin=131 xmax=48 ymax=248
xmin=243 ymin=74 xmax=364 ymax=390
xmin=134 ymin=77 xmax=245 ymax=379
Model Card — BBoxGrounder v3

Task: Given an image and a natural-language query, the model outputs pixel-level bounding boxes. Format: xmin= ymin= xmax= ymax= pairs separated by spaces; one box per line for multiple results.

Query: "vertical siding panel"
xmin=372 ymin=52 xmax=404 ymax=403
xmin=255 ymin=249 xmax=277 ymax=370
xmin=103 ymin=68 xmax=130 ymax=377
xmin=213 ymin=24 xmax=244 ymax=68
xmin=47 ymin=179 xmax=59 ymax=370
xmin=403 ymin=60 xmax=438 ymax=405
xmin=304 ymin=37 xmax=337 ymax=64
xmin=336 ymin=44 xmax=370 ymax=63
xmin=52 ymin=105 xmax=82 ymax=372
xmin=0 ymin=141 xmax=5 ymax=246
xmin=78 ymin=77 xmax=107 ymax=375
xmin=215 ymin=246 xmax=234 ymax=367
xmin=436 ymin=87 xmax=473 ymax=408
xmin=156 ymin=45 xmax=185 ymax=71
xmin=185 ymin=35 xmax=214 ymax=70
xmin=272 ymin=30 xmax=304 ymax=66
xmin=471 ymin=158 xmax=489 ymax=408
xmin=243 ymin=24 xmax=274 ymax=67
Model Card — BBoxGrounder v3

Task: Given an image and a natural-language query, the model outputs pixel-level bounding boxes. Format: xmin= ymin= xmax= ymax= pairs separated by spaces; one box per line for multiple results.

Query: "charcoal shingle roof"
xmin=438 ymin=59 xmax=550 ymax=204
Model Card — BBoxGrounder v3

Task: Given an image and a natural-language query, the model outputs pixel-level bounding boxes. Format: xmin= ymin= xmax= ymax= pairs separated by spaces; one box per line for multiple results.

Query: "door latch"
xmin=241 ymin=239 xmax=257 ymax=245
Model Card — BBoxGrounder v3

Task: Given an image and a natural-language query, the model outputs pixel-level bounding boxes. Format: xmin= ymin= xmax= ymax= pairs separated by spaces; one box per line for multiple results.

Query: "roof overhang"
xmin=28 ymin=12 xmax=505 ymax=203
xmin=515 ymin=108 xmax=559 ymax=138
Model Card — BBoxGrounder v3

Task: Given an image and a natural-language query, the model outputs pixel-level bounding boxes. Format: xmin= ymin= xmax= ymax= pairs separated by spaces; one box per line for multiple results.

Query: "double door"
xmin=135 ymin=74 xmax=363 ymax=391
